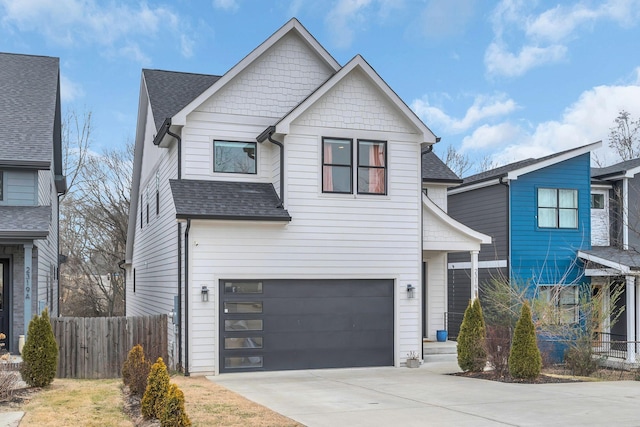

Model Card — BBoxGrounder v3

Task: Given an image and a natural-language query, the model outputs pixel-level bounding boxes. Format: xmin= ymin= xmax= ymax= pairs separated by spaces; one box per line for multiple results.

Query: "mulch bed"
xmin=121 ymin=385 xmax=160 ymax=427
xmin=451 ymin=370 xmax=582 ymax=384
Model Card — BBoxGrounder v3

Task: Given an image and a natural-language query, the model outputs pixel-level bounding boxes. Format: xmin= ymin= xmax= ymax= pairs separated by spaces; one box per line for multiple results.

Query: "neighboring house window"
xmin=357 ymin=140 xmax=386 ymax=195
xmin=214 ymin=140 xmax=256 ymax=174
xmin=538 ymin=188 xmax=578 ymax=228
xmin=133 ymin=269 xmax=136 ymax=293
xmin=538 ymin=285 xmax=579 ymax=324
xmin=140 ymin=195 xmax=143 ymax=229
xmin=0 ymin=171 xmax=3 ymax=200
xmin=591 ymin=193 xmax=604 ymax=209
xmin=323 ymin=138 xmax=352 ymax=193
xmin=156 ymin=171 xmax=160 ymax=216
xmin=322 ymin=138 xmax=387 ymax=195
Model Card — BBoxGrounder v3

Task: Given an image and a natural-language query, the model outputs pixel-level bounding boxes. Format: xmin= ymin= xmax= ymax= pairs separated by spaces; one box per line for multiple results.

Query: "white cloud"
xmin=325 ymin=0 xmax=374 ymax=48
xmin=480 ymin=84 xmax=640 ymax=166
xmin=460 ymin=122 xmax=523 ymax=152
xmin=0 ymin=0 xmax=194 ymax=62
xmin=411 ymin=93 xmax=518 ymax=133
xmin=59 ymin=74 xmax=84 ymax=102
xmin=213 ymin=0 xmax=239 ymax=12
xmin=485 ymin=0 xmax=640 ymax=77
xmin=414 ymin=0 xmax=477 ymax=39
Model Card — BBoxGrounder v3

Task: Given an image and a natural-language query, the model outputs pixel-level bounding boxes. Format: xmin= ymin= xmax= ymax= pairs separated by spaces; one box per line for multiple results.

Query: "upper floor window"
xmin=322 ymin=138 xmax=387 ymax=195
xmin=358 ymin=140 xmax=386 ymax=195
xmin=0 ymin=171 xmax=3 ymax=200
xmin=538 ymin=188 xmax=578 ymax=229
xmin=591 ymin=193 xmax=605 ymax=209
xmin=322 ymin=138 xmax=352 ymax=193
xmin=214 ymin=140 xmax=256 ymax=174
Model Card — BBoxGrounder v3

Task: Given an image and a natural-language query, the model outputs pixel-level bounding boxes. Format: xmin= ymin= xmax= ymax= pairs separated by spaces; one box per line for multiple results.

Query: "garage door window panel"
xmin=224 ymin=337 xmax=263 ymax=349
xmin=224 ymin=356 xmax=263 ymax=369
xmin=224 ymin=302 xmax=263 ymax=314
xmin=224 ymin=281 xmax=263 ymax=294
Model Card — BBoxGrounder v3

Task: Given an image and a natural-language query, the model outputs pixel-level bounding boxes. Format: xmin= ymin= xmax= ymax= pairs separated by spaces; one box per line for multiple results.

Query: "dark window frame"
xmin=357 ymin=139 xmax=387 ymax=195
xmin=213 ymin=140 xmax=257 ymax=174
xmin=322 ymin=137 xmax=353 ymax=194
xmin=0 ymin=171 xmax=3 ymax=201
xmin=537 ymin=187 xmax=578 ymax=229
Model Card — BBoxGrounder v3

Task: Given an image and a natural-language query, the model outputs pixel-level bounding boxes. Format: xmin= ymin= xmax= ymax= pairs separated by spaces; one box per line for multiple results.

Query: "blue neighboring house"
xmin=446 ymin=142 xmax=600 ymax=338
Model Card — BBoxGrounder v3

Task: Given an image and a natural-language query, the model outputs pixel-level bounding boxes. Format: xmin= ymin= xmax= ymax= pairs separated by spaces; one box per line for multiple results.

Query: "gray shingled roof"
xmin=459 ymin=144 xmax=595 ymax=187
xmin=592 ymin=157 xmax=640 ymax=179
xmin=169 ymin=179 xmax=291 ymax=221
xmin=0 ymin=206 xmax=51 ymax=238
xmin=580 ymin=246 xmax=640 ymax=271
xmin=0 ymin=53 xmax=59 ymax=166
xmin=421 ymin=150 xmax=461 ymax=183
xmin=143 ymin=69 xmax=221 ymax=131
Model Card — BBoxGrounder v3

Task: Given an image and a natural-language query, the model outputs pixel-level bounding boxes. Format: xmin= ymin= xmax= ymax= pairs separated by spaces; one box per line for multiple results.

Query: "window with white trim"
xmin=590 ymin=193 xmax=604 ymax=209
xmin=538 ymin=285 xmax=579 ymax=324
xmin=322 ymin=138 xmax=387 ymax=195
xmin=538 ymin=188 xmax=578 ymax=228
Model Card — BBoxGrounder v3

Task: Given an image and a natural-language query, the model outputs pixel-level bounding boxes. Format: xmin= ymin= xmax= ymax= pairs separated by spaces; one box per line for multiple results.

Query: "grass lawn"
xmin=0 ymin=375 xmax=303 ymax=427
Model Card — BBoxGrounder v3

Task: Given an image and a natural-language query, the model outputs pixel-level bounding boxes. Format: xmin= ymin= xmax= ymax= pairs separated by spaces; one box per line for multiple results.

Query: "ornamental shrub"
xmin=141 ymin=357 xmax=170 ymax=419
xmin=509 ymin=302 xmax=542 ymax=379
xmin=457 ymin=298 xmax=487 ymax=372
xmin=20 ymin=308 xmax=58 ymax=387
xmin=122 ymin=344 xmax=151 ymax=397
xmin=160 ymin=383 xmax=191 ymax=427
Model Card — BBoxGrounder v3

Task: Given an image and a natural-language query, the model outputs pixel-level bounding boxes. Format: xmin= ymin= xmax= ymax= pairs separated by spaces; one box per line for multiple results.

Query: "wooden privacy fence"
xmin=51 ymin=314 xmax=168 ymax=379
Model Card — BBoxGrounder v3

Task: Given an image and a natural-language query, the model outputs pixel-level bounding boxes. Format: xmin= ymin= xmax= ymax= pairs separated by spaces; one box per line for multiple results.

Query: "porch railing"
xmin=593 ymin=332 xmax=639 ymax=360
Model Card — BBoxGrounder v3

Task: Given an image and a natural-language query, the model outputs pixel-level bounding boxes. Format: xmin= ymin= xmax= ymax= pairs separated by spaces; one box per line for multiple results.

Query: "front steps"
xmin=423 ymin=339 xmax=457 ymax=363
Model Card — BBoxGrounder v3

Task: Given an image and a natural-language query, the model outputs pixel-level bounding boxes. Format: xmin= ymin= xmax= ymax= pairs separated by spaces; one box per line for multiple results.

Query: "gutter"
xmin=499 ymin=176 xmax=511 ymax=281
xmin=184 ymin=218 xmax=191 ymax=376
xmin=154 ymin=117 xmax=186 ymax=372
xmin=257 ymin=126 xmax=285 ymax=208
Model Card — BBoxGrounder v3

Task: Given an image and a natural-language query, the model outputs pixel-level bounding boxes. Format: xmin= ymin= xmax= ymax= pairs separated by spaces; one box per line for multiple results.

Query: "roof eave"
xmin=175 ymin=213 xmax=291 ymax=222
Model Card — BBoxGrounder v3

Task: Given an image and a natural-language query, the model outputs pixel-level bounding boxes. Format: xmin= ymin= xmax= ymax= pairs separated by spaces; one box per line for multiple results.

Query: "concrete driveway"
xmin=209 ymin=360 xmax=640 ymax=426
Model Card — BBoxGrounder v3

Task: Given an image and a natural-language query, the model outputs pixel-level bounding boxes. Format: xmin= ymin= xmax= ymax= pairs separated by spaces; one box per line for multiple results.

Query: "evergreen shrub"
xmin=509 ymin=302 xmax=542 ymax=379
xmin=141 ymin=357 xmax=170 ymax=419
xmin=457 ymin=298 xmax=487 ymax=372
xmin=20 ymin=308 xmax=58 ymax=387
xmin=160 ymin=383 xmax=191 ymax=427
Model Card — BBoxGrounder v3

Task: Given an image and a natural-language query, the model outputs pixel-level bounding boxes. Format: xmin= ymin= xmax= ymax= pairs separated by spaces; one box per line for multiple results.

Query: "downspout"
xmin=257 ymin=126 xmax=284 ymax=208
xmin=118 ymin=260 xmax=126 ymax=314
xmin=184 ymin=218 xmax=191 ymax=376
xmin=499 ymin=176 xmax=510 ymax=280
xmin=166 ymin=122 xmax=185 ymax=372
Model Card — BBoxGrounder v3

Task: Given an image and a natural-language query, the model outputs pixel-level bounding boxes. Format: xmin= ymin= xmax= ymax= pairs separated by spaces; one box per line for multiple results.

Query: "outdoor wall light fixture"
xmin=406 ymin=284 xmax=415 ymax=299
xmin=201 ymin=285 xmax=209 ymax=302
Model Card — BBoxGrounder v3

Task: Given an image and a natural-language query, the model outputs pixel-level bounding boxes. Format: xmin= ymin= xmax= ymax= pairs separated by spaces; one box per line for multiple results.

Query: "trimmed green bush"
xmin=122 ymin=344 xmax=151 ymax=397
xmin=160 ymin=383 xmax=191 ymax=427
xmin=141 ymin=357 xmax=170 ymax=419
xmin=509 ymin=302 xmax=542 ymax=379
xmin=20 ymin=308 xmax=58 ymax=387
xmin=457 ymin=298 xmax=487 ymax=372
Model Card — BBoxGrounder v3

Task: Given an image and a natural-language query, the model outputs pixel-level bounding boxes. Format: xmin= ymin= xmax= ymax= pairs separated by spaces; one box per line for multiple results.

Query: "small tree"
xmin=20 ymin=308 xmax=59 ymax=387
xmin=509 ymin=302 xmax=541 ymax=379
xmin=122 ymin=344 xmax=151 ymax=397
xmin=142 ymin=357 xmax=170 ymax=419
xmin=160 ymin=383 xmax=191 ymax=427
xmin=457 ymin=298 xmax=487 ymax=372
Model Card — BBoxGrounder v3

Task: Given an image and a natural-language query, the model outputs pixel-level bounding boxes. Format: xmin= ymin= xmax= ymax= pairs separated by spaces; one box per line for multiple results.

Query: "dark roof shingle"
xmin=592 ymin=157 xmax=640 ymax=179
xmin=169 ymin=179 xmax=291 ymax=221
xmin=0 ymin=206 xmax=51 ymax=238
xmin=0 ymin=52 xmax=59 ymax=166
xmin=143 ymin=69 xmax=221 ymax=131
xmin=421 ymin=151 xmax=461 ymax=183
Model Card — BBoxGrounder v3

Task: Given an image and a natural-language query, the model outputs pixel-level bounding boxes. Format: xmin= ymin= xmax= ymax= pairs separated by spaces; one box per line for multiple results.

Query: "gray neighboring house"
xmin=0 ymin=53 xmax=67 ymax=352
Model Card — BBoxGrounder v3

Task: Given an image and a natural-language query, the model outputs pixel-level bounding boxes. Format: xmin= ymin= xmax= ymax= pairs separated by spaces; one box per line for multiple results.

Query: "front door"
xmin=0 ymin=260 xmax=9 ymax=352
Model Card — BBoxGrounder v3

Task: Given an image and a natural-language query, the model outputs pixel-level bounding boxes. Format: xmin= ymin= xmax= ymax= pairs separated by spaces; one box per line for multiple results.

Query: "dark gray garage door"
xmin=220 ymin=279 xmax=394 ymax=372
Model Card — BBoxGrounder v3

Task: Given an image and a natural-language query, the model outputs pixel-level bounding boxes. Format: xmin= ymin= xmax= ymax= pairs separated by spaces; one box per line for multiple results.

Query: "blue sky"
xmin=2 ymin=0 xmax=640 ymax=172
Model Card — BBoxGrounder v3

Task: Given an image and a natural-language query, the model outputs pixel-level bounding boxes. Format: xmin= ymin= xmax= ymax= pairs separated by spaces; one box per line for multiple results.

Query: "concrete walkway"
xmin=0 ymin=412 xmax=23 ymax=427
xmin=209 ymin=360 xmax=640 ymax=426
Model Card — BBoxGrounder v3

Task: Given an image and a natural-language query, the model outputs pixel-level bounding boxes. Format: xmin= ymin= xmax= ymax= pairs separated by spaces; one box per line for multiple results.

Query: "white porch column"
xmin=626 ymin=275 xmax=636 ymax=363
xmin=471 ymin=250 xmax=479 ymax=301
xmin=636 ymin=279 xmax=640 ymax=360
xmin=24 ymin=243 xmax=33 ymax=339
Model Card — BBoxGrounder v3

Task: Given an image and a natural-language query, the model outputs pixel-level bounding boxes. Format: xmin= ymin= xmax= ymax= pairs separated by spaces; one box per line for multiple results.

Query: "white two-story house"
xmin=125 ymin=19 xmax=489 ymax=375
xmin=0 ymin=53 xmax=66 ymax=352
